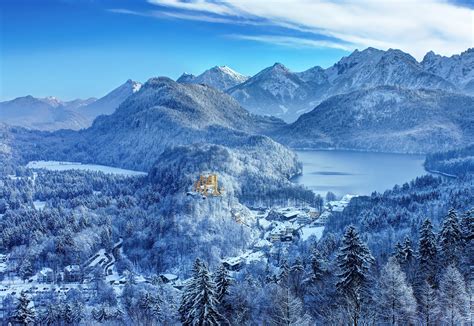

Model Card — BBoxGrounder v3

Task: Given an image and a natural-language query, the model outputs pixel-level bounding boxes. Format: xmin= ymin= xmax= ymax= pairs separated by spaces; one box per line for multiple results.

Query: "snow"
xmin=33 ymin=200 xmax=46 ymax=210
xmin=26 ymin=161 xmax=147 ymax=177
xmin=300 ymin=226 xmax=325 ymax=241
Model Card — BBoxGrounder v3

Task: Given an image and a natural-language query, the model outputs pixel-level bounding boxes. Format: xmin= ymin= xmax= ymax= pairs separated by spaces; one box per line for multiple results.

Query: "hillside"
xmin=274 ymin=86 xmax=474 ymax=153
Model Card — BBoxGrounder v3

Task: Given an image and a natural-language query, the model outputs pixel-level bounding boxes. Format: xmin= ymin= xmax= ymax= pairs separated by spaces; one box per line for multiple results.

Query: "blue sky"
xmin=1 ymin=0 xmax=472 ymax=101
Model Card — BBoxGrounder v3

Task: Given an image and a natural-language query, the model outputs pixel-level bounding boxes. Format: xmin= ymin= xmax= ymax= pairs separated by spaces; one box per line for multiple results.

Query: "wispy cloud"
xmin=138 ymin=0 xmax=473 ymax=59
xmin=228 ymin=34 xmax=353 ymax=51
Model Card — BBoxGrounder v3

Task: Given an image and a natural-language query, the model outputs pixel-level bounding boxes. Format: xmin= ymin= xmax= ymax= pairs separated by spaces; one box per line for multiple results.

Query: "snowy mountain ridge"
xmin=177 ymin=65 xmax=248 ymax=91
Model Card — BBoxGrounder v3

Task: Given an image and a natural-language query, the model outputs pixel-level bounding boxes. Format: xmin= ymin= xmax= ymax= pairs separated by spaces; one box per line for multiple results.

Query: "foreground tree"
xmin=12 ymin=292 xmax=35 ymax=325
xmin=439 ymin=208 xmax=463 ymax=266
xmin=180 ymin=259 xmax=224 ymax=325
xmin=336 ymin=226 xmax=374 ymax=326
xmin=417 ymin=219 xmax=438 ymax=285
xmin=418 ymin=280 xmax=440 ymax=325
xmin=438 ymin=265 xmax=469 ymax=325
xmin=375 ymin=258 xmax=416 ymax=325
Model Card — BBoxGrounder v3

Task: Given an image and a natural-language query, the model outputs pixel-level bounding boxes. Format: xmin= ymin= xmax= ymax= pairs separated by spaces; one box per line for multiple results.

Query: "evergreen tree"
xmin=179 ymin=258 xmax=203 ymax=325
xmin=289 ymin=258 xmax=305 ymax=297
xmin=393 ymin=241 xmax=404 ymax=265
xmin=417 ymin=219 xmax=438 ymax=285
xmin=336 ymin=226 xmax=374 ymax=326
xmin=215 ymin=264 xmax=231 ymax=303
xmin=12 ymin=292 xmax=35 ymax=325
xmin=192 ymin=263 xmax=225 ymax=325
xmin=438 ymin=265 xmax=469 ymax=325
xmin=310 ymin=248 xmax=325 ymax=282
xmin=418 ymin=280 xmax=440 ymax=325
xmin=375 ymin=258 xmax=416 ymax=325
xmin=62 ymin=302 xmax=73 ymax=324
xmin=270 ymin=285 xmax=312 ymax=326
xmin=439 ymin=208 xmax=463 ymax=266
xmin=41 ymin=304 xmax=59 ymax=325
xmin=277 ymin=261 xmax=290 ymax=286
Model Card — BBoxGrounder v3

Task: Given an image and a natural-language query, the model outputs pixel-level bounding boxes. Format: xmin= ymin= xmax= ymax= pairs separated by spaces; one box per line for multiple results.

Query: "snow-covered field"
xmin=26 ymin=161 xmax=147 ymax=177
xmin=300 ymin=226 xmax=325 ymax=241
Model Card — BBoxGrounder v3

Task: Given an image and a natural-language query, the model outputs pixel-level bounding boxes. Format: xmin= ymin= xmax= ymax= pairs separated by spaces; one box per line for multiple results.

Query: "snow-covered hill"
xmin=274 ymin=86 xmax=474 ymax=153
xmin=177 ymin=66 xmax=248 ymax=91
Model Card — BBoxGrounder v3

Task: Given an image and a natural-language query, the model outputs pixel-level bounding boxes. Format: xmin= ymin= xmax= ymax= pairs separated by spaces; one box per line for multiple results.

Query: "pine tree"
xmin=418 ymin=280 xmax=440 ymax=325
xmin=62 ymin=302 xmax=73 ymax=324
xmin=192 ymin=263 xmax=224 ymax=325
xmin=179 ymin=258 xmax=203 ymax=325
xmin=418 ymin=219 xmax=438 ymax=284
xmin=375 ymin=258 xmax=417 ymax=325
xmin=278 ymin=261 xmax=290 ymax=286
xmin=215 ymin=264 xmax=231 ymax=303
xmin=41 ymin=304 xmax=59 ymax=325
xmin=270 ymin=285 xmax=312 ymax=326
xmin=439 ymin=208 xmax=463 ymax=266
xmin=439 ymin=265 xmax=469 ymax=325
xmin=310 ymin=248 xmax=325 ymax=282
xmin=289 ymin=258 xmax=305 ymax=297
xmin=336 ymin=226 xmax=374 ymax=326
xmin=12 ymin=291 xmax=35 ymax=325
xmin=393 ymin=241 xmax=404 ymax=265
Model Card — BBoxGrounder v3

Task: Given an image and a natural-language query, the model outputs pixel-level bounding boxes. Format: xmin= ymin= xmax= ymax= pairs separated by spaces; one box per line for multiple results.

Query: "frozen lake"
xmin=27 ymin=161 xmax=147 ymax=177
xmin=292 ymin=150 xmax=427 ymax=197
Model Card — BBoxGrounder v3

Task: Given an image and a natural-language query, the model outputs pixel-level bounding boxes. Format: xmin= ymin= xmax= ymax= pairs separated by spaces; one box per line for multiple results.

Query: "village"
xmin=0 ymin=191 xmax=355 ymax=319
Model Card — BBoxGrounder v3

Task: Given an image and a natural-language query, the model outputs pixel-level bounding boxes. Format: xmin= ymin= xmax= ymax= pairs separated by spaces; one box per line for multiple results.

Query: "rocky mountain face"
xmin=177 ymin=66 xmax=248 ymax=91
xmin=274 ymin=86 xmax=474 ymax=153
xmin=422 ymin=48 xmax=474 ymax=94
xmin=0 ymin=80 xmax=141 ymax=131
xmin=228 ymin=48 xmax=463 ymax=122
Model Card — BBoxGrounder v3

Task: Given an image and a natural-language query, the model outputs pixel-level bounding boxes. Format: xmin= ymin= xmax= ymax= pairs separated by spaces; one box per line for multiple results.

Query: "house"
xmin=222 ymin=257 xmax=244 ymax=271
xmin=37 ymin=267 xmax=54 ymax=283
xmin=160 ymin=273 xmax=178 ymax=284
xmin=64 ymin=265 xmax=82 ymax=283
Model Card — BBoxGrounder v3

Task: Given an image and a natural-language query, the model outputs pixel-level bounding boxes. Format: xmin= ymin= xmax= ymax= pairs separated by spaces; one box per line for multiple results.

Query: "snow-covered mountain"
xmin=0 ymin=95 xmax=92 ymax=131
xmin=227 ymin=48 xmax=462 ymax=122
xmin=65 ymin=77 xmax=285 ymax=170
xmin=177 ymin=66 xmax=248 ymax=91
xmin=422 ymin=48 xmax=474 ymax=94
xmin=78 ymin=79 xmax=142 ymax=121
xmin=0 ymin=80 xmax=141 ymax=131
xmin=274 ymin=86 xmax=474 ymax=153
xmin=227 ymin=63 xmax=328 ymax=122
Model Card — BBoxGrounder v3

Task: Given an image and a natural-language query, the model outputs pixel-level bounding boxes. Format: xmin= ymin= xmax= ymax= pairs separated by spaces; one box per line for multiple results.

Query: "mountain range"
xmin=177 ymin=65 xmax=248 ymax=91
xmin=0 ymin=80 xmax=141 ymax=131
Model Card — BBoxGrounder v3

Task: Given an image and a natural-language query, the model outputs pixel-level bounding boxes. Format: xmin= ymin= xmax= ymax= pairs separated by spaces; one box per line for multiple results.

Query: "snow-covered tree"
xmin=289 ymin=258 xmax=305 ymax=297
xmin=439 ymin=208 xmax=463 ymax=266
xmin=41 ymin=303 xmax=59 ymax=325
xmin=179 ymin=258 xmax=203 ymax=324
xmin=192 ymin=263 xmax=224 ymax=325
xmin=418 ymin=280 xmax=440 ymax=325
xmin=375 ymin=258 xmax=417 ymax=325
xmin=215 ymin=264 xmax=231 ymax=304
xmin=336 ymin=226 xmax=374 ymax=326
xmin=12 ymin=291 xmax=35 ymax=325
xmin=310 ymin=248 xmax=325 ymax=282
xmin=270 ymin=285 xmax=312 ymax=326
xmin=417 ymin=219 xmax=438 ymax=284
xmin=438 ymin=265 xmax=469 ymax=325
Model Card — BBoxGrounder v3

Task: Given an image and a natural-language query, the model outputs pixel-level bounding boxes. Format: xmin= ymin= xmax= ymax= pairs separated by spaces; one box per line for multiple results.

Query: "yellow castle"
xmin=193 ymin=174 xmax=223 ymax=197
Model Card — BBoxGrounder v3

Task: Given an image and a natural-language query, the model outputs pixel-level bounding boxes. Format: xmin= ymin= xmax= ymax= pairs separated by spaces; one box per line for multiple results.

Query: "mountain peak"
xmin=176 ymin=65 xmax=247 ymax=91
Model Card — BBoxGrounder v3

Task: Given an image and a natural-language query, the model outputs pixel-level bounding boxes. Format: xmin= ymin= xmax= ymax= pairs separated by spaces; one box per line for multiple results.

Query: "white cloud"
xmin=146 ymin=0 xmax=474 ymax=59
xmin=228 ymin=34 xmax=353 ymax=51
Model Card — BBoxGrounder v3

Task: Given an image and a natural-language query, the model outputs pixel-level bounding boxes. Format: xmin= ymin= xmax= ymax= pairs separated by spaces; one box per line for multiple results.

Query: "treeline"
xmin=425 ymin=143 xmax=474 ymax=176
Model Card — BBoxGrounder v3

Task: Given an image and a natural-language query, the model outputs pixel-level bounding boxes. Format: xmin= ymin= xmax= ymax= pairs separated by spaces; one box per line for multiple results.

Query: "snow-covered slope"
xmin=227 ymin=63 xmax=328 ymax=122
xmin=422 ymin=48 xmax=474 ymax=94
xmin=274 ymin=86 xmax=474 ymax=154
xmin=177 ymin=66 xmax=248 ymax=91
xmin=78 ymin=79 xmax=142 ymax=121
